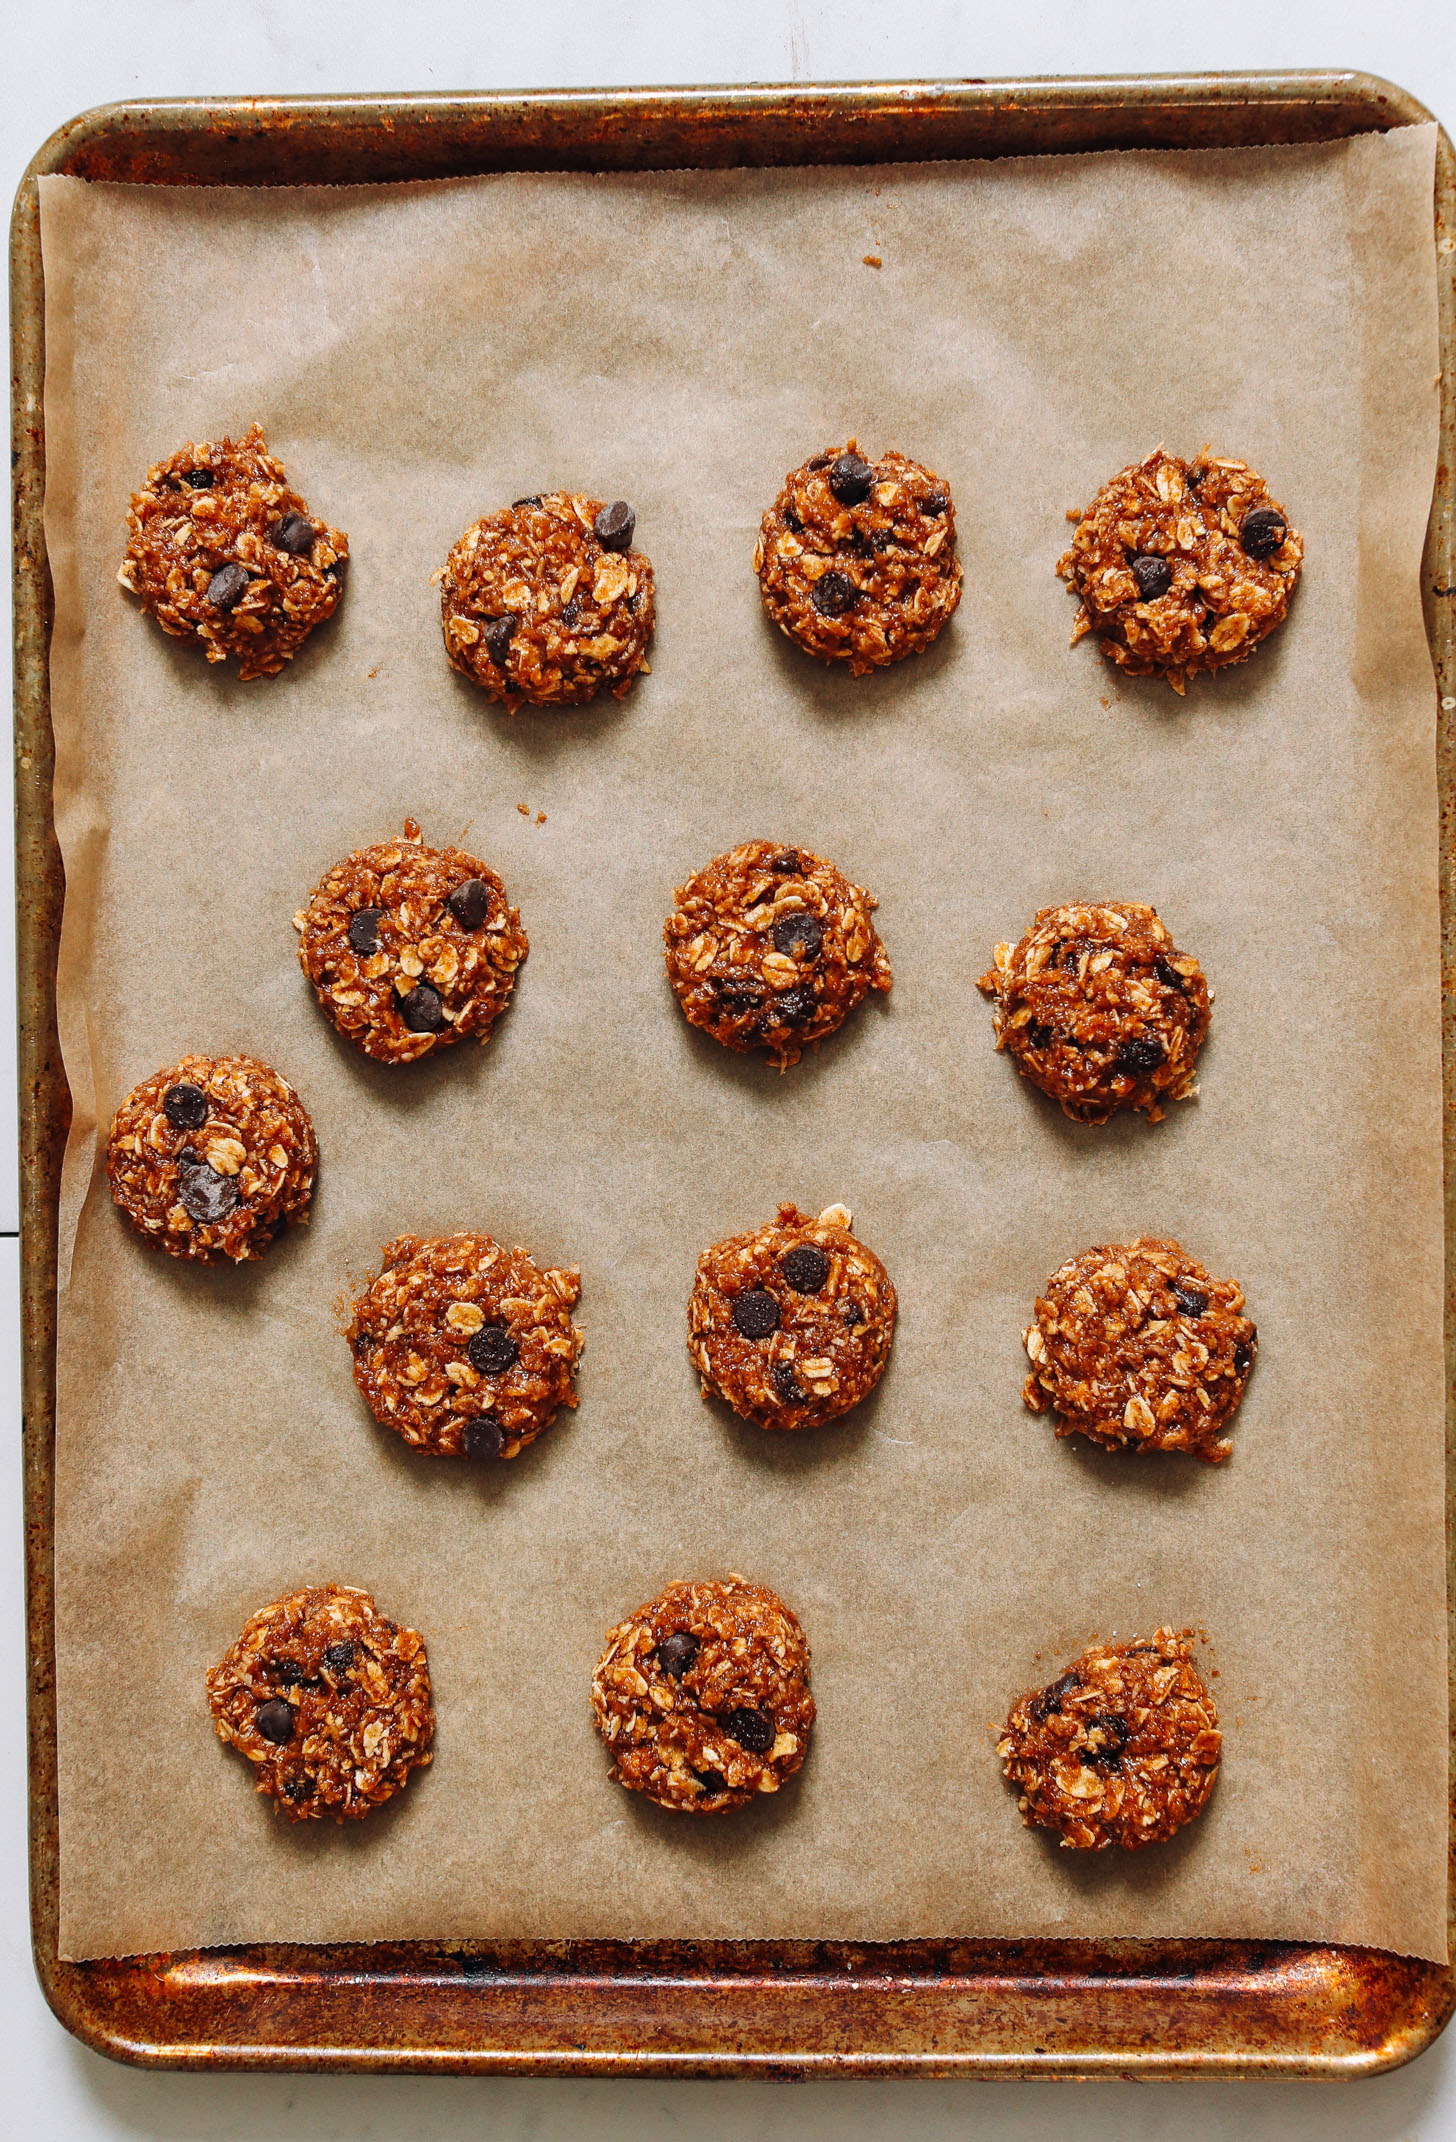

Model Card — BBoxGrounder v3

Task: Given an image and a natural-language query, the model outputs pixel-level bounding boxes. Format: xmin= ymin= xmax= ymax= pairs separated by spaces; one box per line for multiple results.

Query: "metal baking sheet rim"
xmin=9 ymin=74 xmax=1455 ymax=2079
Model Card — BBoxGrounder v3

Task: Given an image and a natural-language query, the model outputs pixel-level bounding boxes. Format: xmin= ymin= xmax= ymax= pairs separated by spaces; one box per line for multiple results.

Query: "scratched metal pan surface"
xmin=10 ymin=75 xmax=1456 ymax=2078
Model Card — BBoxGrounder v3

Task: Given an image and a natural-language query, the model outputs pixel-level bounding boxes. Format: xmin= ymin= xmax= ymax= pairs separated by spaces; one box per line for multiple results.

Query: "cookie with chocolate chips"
xmin=106 ymin=1052 xmax=316 ymax=1262
xmin=998 ymin=1627 xmax=1221 ymax=1850
xmin=296 ymin=819 xmax=528 ymax=1065
xmin=978 ymin=900 xmax=1210 ymax=1124
xmin=346 ymin=1231 xmax=583 ymax=1460
xmin=118 ymin=423 xmax=347 ymax=680
xmin=664 ymin=839 xmax=891 ymax=1069
xmin=1059 ymin=446 xmax=1301 ymax=692
xmin=591 ymin=1576 xmax=814 ymax=1813
xmin=754 ymin=440 xmax=962 ymax=671
xmin=206 ymin=1583 xmax=434 ymax=1821
xmin=689 ymin=1201 xmax=896 ymax=1430
xmin=437 ymin=491 xmax=654 ymax=708
xmin=1023 ymin=1237 xmax=1256 ymax=1463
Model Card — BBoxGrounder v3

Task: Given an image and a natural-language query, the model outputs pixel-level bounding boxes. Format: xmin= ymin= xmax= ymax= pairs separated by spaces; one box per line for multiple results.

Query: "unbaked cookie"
xmin=689 ymin=1201 xmax=896 ymax=1430
xmin=1023 ymin=1237 xmax=1255 ymax=1464
xmin=206 ymin=1583 xmax=433 ymax=1821
xmin=346 ymin=1231 xmax=583 ymax=1460
xmin=664 ymin=839 xmax=891 ymax=1069
xmin=1059 ymin=446 xmax=1301 ymax=693
xmin=998 ymin=1627 xmax=1221 ymax=1850
xmin=296 ymin=819 xmax=527 ymax=1065
xmin=754 ymin=440 xmax=961 ymax=671
xmin=437 ymin=491 xmax=654 ymax=708
xmin=978 ymin=900 xmax=1209 ymax=1124
xmin=106 ymin=1052 xmax=316 ymax=1262
xmin=591 ymin=1576 xmax=814 ymax=1813
xmin=118 ymin=423 xmax=347 ymax=680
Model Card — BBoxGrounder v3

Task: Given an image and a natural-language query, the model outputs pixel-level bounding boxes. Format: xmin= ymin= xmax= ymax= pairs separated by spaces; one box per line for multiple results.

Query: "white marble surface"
xmin=4 ymin=3 xmax=1455 ymax=2133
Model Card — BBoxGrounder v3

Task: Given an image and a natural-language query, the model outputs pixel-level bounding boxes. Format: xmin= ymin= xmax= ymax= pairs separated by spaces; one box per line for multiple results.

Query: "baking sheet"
xmin=37 ymin=126 xmax=1447 ymax=1963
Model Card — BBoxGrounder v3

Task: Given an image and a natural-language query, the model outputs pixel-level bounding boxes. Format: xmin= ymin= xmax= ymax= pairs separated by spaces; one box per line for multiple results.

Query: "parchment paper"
xmin=38 ymin=126 xmax=1448 ymax=1963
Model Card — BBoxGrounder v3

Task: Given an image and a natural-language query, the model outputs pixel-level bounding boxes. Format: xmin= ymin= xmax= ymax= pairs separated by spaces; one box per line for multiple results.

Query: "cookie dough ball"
xmin=1024 ymin=1237 xmax=1255 ymax=1464
xmin=1059 ymin=446 xmax=1301 ymax=693
xmin=296 ymin=818 xmax=527 ymax=1066
xmin=689 ymin=1201 xmax=896 ymax=1430
xmin=664 ymin=839 xmax=891 ymax=1069
xmin=754 ymin=440 xmax=962 ymax=672
xmin=346 ymin=1231 xmax=583 ymax=1460
xmin=206 ymin=1583 xmax=433 ymax=1821
xmin=998 ymin=1627 xmax=1221 ymax=1850
xmin=106 ymin=1053 xmax=316 ymax=1263
xmin=437 ymin=491 xmax=654 ymax=708
xmin=118 ymin=423 xmax=347 ymax=680
xmin=591 ymin=1576 xmax=814 ymax=1813
xmin=978 ymin=900 xmax=1209 ymax=1124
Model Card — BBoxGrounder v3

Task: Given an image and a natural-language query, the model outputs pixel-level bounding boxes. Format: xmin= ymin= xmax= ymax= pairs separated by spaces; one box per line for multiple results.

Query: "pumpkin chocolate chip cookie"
xmin=998 ymin=1627 xmax=1221 ymax=1850
xmin=689 ymin=1201 xmax=896 ymax=1430
xmin=106 ymin=1052 xmax=316 ymax=1262
xmin=1023 ymin=1237 xmax=1256 ymax=1463
xmin=978 ymin=900 xmax=1210 ymax=1124
xmin=664 ymin=839 xmax=891 ymax=1069
xmin=754 ymin=440 xmax=961 ymax=671
xmin=118 ymin=423 xmax=347 ymax=679
xmin=591 ymin=1576 xmax=815 ymax=1814
xmin=1059 ymin=446 xmax=1301 ymax=692
xmin=436 ymin=491 xmax=654 ymax=708
xmin=346 ymin=1231 xmax=583 ymax=1461
xmin=296 ymin=819 xmax=527 ymax=1065
xmin=206 ymin=1583 xmax=434 ymax=1821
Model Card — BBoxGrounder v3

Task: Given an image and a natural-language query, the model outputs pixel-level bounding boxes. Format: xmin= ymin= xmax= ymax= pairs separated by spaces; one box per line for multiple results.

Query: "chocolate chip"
xmin=1029 ymin=1671 xmax=1081 ymax=1724
xmin=464 ymin=1414 xmax=505 ymax=1460
xmin=1240 ymin=505 xmax=1287 ymax=560
xmin=176 ymin=1160 xmax=239 ymax=1225
xmin=923 ymin=490 xmax=948 ymax=516
xmin=1115 ymin=1034 xmax=1165 ymax=1076
xmin=1130 ymin=553 xmax=1173 ymax=600
xmin=828 ymin=452 xmax=874 ymax=505
xmin=723 ymin=1706 xmax=774 ymax=1753
xmin=446 ymin=878 xmax=492 ymax=931
xmin=770 ymin=1361 xmax=803 ymax=1403
xmin=731 ymin=1289 xmax=780 ymax=1339
xmin=806 ymin=454 xmax=832 ymax=471
xmin=1084 ymin=1713 xmax=1130 ymax=1766
xmin=778 ymin=987 xmax=816 ymax=1027
xmin=256 ymin=1699 xmax=296 ymax=1745
xmin=772 ymin=912 xmax=823 ymax=960
xmin=780 ymin=1243 xmax=830 ymax=1295
xmin=162 ymin=1082 xmax=208 ymax=1131
xmin=768 ymin=850 xmax=801 ymax=874
xmin=466 ymin=1323 xmax=519 ymax=1376
xmin=717 ymin=981 xmax=763 ymax=1016
xmin=841 ymin=1300 xmax=865 ymax=1328
xmin=323 ymin=1642 xmax=357 ymax=1673
xmin=348 ymin=907 xmax=383 ymax=955
xmin=269 ymin=513 xmax=315 ymax=556
xmin=1173 ymin=1282 xmax=1208 ymax=1318
xmin=511 ymin=495 xmax=543 ymax=509
xmin=657 ymin=1632 xmax=699 ymax=1679
xmin=481 ymin=614 xmax=516 ymax=669
xmin=594 ymin=500 xmax=636 ymax=551
xmin=694 ymin=1768 xmax=726 ymax=1794
xmin=1234 ymin=1339 xmax=1254 ymax=1376
xmin=399 ymin=982 xmax=446 ymax=1033
xmin=282 ymin=1773 xmax=314 ymax=1801
xmin=811 ymin=570 xmax=858 ymax=617
xmin=205 ymin=562 xmax=250 ymax=611
xmin=181 ymin=468 xmax=215 ymax=489
xmin=1154 ymin=955 xmax=1185 ymax=993
xmin=783 ymin=505 xmax=803 ymax=534
xmin=269 ymin=1658 xmax=305 ymax=1687
xmin=1188 ymin=464 xmax=1208 ymax=489
xmin=324 ymin=559 xmax=346 ymax=580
